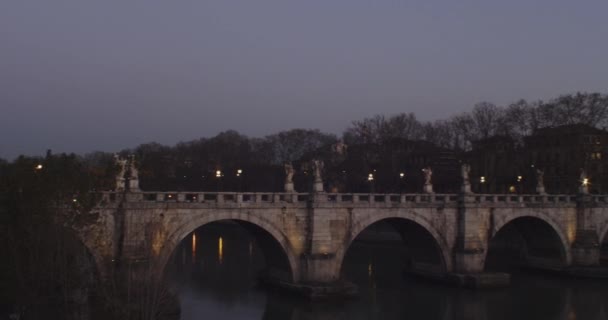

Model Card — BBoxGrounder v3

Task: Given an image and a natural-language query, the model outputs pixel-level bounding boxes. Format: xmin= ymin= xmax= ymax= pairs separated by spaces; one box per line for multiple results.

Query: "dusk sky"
xmin=1 ymin=0 xmax=607 ymax=160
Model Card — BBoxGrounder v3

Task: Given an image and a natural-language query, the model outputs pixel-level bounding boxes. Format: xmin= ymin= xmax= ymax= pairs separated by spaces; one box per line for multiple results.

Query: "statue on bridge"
xmin=128 ymin=154 xmax=140 ymax=192
xmin=312 ymin=159 xmax=324 ymax=192
xmin=422 ymin=166 xmax=433 ymax=194
xmin=536 ymin=169 xmax=546 ymax=195
xmin=114 ymin=154 xmax=127 ymax=191
xmin=284 ymin=162 xmax=295 ymax=192
xmin=461 ymin=163 xmax=472 ymax=194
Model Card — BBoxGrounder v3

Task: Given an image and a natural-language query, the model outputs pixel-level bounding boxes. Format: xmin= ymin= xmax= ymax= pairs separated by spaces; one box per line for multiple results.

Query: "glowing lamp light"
xmin=480 ymin=176 xmax=486 ymax=183
xmin=236 ymin=169 xmax=242 ymax=177
xmin=72 ymin=198 xmax=78 ymax=203
xmin=583 ymin=178 xmax=589 ymax=186
xmin=218 ymin=236 xmax=224 ymax=264
xmin=399 ymin=172 xmax=405 ymax=178
xmin=35 ymin=164 xmax=43 ymax=170
xmin=368 ymin=173 xmax=374 ymax=181
xmin=216 ymin=170 xmax=222 ymax=178
xmin=517 ymin=175 xmax=523 ymax=182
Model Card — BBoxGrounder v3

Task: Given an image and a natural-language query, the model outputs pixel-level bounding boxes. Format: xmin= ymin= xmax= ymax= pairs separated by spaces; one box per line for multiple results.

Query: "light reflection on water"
xmin=168 ymin=223 xmax=608 ymax=320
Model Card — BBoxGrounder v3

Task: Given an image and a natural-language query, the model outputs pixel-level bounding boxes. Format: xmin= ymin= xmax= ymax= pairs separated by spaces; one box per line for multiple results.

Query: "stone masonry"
xmin=77 ymin=190 xmax=608 ymax=294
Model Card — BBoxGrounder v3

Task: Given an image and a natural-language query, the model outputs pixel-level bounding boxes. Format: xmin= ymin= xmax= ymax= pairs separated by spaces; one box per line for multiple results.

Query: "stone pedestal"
xmin=423 ymin=183 xmax=434 ymax=194
xmin=536 ymin=186 xmax=547 ymax=195
xmin=461 ymin=183 xmax=472 ymax=194
xmin=313 ymin=181 xmax=324 ymax=193
xmin=284 ymin=182 xmax=295 ymax=193
xmin=129 ymin=179 xmax=140 ymax=192
xmin=579 ymin=185 xmax=589 ymax=194
xmin=115 ymin=179 xmax=126 ymax=192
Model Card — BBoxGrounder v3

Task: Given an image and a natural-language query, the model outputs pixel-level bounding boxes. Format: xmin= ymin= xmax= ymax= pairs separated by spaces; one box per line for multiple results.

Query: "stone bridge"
xmin=79 ymin=190 xmax=608 ymax=295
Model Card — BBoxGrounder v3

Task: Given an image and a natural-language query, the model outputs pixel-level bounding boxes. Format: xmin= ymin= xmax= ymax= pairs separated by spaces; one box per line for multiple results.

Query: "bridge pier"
xmin=571 ymin=194 xmax=601 ymax=267
xmin=282 ymin=194 xmax=357 ymax=298
xmin=449 ymin=194 xmax=510 ymax=288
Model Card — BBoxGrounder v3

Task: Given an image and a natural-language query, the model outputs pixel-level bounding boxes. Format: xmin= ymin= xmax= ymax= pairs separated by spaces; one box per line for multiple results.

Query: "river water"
xmin=168 ymin=222 xmax=608 ymax=320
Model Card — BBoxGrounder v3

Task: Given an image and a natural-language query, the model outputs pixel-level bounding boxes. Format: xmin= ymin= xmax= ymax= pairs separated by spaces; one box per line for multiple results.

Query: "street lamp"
xmin=368 ymin=173 xmax=375 ymax=193
xmin=236 ymin=169 xmax=243 ymax=192
xmin=398 ymin=172 xmax=405 ymax=193
xmin=516 ymin=175 xmax=523 ymax=193
xmin=35 ymin=164 xmax=43 ymax=171
xmin=216 ymin=170 xmax=223 ymax=191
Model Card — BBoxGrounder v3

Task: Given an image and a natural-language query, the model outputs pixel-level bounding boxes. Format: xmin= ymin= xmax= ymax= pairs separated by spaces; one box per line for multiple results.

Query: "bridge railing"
xmin=473 ymin=194 xmax=608 ymax=204
xmin=100 ymin=191 xmax=312 ymax=204
xmin=99 ymin=191 xmax=463 ymax=205
xmin=324 ymin=193 xmax=460 ymax=204
xmin=473 ymin=194 xmax=578 ymax=204
xmin=98 ymin=191 xmax=608 ymax=206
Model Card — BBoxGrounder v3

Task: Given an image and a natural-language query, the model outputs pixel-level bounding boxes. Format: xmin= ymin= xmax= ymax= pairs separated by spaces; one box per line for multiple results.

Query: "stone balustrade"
xmin=98 ymin=191 xmax=608 ymax=208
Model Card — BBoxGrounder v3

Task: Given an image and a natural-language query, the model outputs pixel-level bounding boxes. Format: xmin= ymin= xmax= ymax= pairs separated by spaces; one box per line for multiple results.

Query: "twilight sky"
xmin=1 ymin=0 xmax=607 ymax=159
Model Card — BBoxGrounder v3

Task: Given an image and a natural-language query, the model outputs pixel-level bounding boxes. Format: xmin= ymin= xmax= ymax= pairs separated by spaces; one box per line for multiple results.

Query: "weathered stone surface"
xmin=76 ymin=191 xmax=608 ymax=295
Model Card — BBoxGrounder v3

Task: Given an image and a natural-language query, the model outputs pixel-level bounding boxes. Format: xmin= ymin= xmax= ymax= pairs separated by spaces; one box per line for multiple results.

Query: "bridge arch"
xmin=336 ymin=210 xmax=451 ymax=276
xmin=486 ymin=212 xmax=571 ymax=271
xmin=156 ymin=211 xmax=299 ymax=282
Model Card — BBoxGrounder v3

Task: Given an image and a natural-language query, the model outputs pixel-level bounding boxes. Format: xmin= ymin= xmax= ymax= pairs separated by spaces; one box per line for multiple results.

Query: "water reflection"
xmin=169 ymin=222 xmax=608 ymax=320
xmin=218 ymin=236 xmax=223 ymax=265
xmin=191 ymin=233 xmax=196 ymax=262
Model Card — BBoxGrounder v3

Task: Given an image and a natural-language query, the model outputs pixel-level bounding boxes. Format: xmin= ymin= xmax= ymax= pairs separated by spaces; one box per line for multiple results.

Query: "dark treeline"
xmin=122 ymin=92 xmax=608 ymax=193
xmin=345 ymin=92 xmax=608 ymax=150
xmin=1 ymin=91 xmax=607 ymax=319
xmin=0 ymin=153 xmax=117 ymax=319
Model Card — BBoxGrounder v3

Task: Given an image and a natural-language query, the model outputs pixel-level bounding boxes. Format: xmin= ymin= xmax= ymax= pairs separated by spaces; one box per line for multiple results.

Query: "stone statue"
xmin=461 ymin=163 xmax=472 ymax=194
xmin=536 ymin=169 xmax=545 ymax=189
xmin=114 ymin=154 xmax=127 ymax=191
xmin=461 ymin=164 xmax=471 ymax=184
xmin=284 ymin=162 xmax=295 ymax=192
xmin=284 ymin=163 xmax=295 ymax=184
xmin=312 ymin=159 xmax=324 ymax=183
xmin=128 ymin=155 xmax=138 ymax=179
xmin=422 ymin=167 xmax=432 ymax=185
xmin=128 ymin=154 xmax=140 ymax=191
xmin=312 ymin=159 xmax=324 ymax=192
xmin=422 ymin=166 xmax=433 ymax=194
xmin=535 ymin=169 xmax=546 ymax=195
